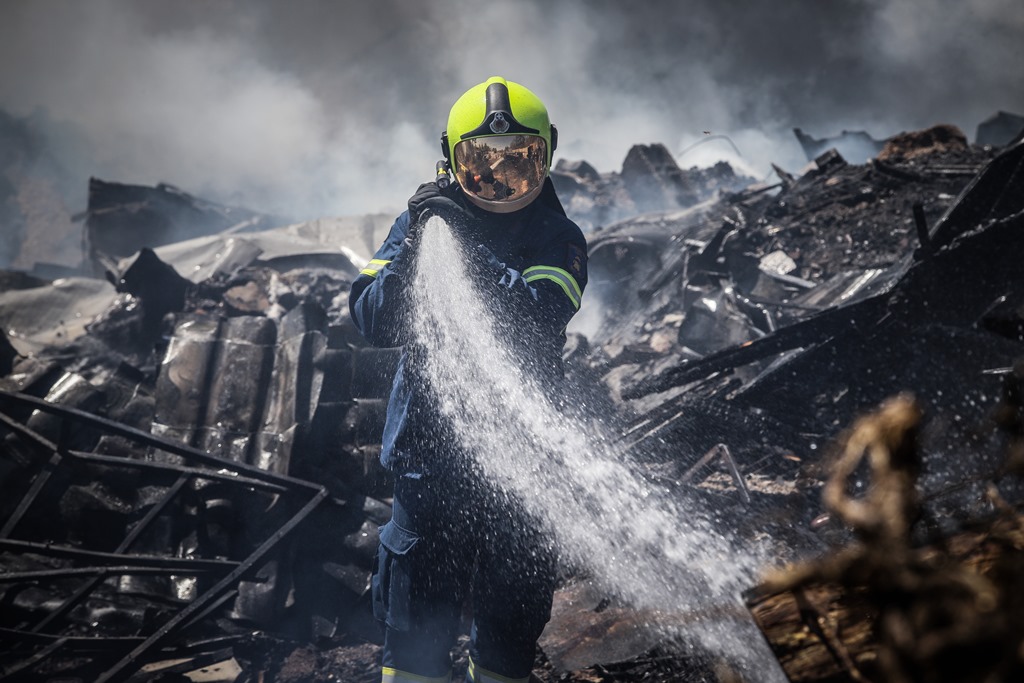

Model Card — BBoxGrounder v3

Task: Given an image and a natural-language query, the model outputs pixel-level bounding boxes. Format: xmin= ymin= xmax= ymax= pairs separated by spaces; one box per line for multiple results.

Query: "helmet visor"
xmin=453 ymin=134 xmax=547 ymax=207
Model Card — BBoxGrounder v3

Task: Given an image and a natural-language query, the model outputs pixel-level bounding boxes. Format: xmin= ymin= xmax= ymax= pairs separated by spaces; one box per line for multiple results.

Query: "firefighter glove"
xmin=407 ymin=182 xmax=472 ymax=227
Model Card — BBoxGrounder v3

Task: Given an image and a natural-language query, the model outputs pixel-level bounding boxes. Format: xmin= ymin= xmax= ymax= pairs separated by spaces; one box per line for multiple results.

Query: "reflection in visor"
xmin=454 ymin=135 xmax=547 ymax=204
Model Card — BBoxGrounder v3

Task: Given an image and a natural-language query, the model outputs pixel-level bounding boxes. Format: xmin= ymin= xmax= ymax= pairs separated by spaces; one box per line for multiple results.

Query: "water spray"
xmin=407 ymin=215 xmax=787 ymax=679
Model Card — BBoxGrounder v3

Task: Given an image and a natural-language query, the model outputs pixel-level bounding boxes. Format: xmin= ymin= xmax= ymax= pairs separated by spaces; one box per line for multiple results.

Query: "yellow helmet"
xmin=442 ymin=76 xmax=558 ymax=213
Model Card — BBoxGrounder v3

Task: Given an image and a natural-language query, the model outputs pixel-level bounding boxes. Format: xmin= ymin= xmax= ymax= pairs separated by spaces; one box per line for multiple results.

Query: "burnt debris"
xmin=794 ymin=127 xmax=888 ymax=164
xmin=82 ymin=178 xmax=288 ymax=278
xmin=0 ymin=117 xmax=1023 ymax=682
xmin=550 ymin=142 xmax=755 ymax=231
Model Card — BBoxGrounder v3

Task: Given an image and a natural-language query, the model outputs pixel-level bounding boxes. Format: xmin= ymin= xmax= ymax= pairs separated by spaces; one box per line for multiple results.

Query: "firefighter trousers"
xmin=372 ymin=470 xmax=557 ymax=680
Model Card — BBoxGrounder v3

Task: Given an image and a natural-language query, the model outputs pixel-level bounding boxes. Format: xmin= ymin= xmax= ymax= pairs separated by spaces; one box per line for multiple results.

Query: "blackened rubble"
xmin=0 ymin=181 xmax=398 ymax=681
xmin=580 ymin=125 xmax=999 ymax=381
xmin=0 ymin=121 xmax=1022 ymax=682
xmin=793 ymin=127 xmax=888 ymax=164
xmin=82 ymin=178 xmax=289 ymax=277
xmin=551 ymin=142 xmax=755 ymax=231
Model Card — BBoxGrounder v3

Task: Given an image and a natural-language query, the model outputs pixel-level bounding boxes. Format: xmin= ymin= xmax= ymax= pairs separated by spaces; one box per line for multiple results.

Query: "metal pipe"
xmin=67 ymin=450 xmax=290 ymax=494
xmin=0 ymin=539 xmax=237 ymax=573
xmin=0 ymin=566 xmax=224 ymax=582
xmin=0 ymin=390 xmax=321 ymax=493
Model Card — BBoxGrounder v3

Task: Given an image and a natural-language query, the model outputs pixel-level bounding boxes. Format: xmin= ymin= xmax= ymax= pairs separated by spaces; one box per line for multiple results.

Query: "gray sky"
xmin=2 ymin=0 xmax=1022 ymax=218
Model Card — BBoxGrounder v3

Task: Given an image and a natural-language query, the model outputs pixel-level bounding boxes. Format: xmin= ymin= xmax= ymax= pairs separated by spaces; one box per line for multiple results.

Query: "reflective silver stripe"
xmin=360 ymin=258 xmax=392 ymax=278
xmin=523 ymin=265 xmax=582 ymax=309
xmin=381 ymin=666 xmax=451 ymax=683
xmin=467 ymin=657 xmax=528 ymax=683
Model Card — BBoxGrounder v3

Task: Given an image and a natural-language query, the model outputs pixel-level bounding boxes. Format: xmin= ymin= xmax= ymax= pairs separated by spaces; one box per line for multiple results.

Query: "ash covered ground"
xmin=0 ymin=113 xmax=1023 ymax=683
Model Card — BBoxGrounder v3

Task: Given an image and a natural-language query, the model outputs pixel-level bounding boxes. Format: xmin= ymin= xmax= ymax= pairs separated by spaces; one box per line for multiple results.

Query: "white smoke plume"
xmin=1 ymin=0 xmax=1021 ymax=220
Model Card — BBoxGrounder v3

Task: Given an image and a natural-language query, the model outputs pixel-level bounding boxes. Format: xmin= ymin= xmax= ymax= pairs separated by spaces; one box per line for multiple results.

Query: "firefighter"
xmin=349 ymin=76 xmax=588 ymax=683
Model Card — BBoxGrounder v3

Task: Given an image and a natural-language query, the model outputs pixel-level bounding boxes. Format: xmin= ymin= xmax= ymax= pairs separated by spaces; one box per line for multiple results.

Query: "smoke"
xmin=1 ymin=0 xmax=1021 ymax=219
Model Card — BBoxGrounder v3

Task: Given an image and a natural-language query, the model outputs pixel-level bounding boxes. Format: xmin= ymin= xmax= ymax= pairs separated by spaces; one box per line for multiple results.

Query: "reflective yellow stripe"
xmin=381 ymin=666 xmax=451 ymax=683
xmin=360 ymin=258 xmax=392 ymax=278
xmin=523 ymin=265 xmax=582 ymax=310
xmin=467 ymin=657 xmax=528 ymax=683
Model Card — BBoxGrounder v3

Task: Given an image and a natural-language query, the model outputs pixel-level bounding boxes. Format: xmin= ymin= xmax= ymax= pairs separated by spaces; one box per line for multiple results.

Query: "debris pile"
xmin=83 ymin=178 xmax=288 ymax=277
xmin=0 ymin=180 xmax=400 ymax=681
xmin=0 ymin=118 xmax=1022 ymax=681
xmin=536 ymin=129 xmax=1023 ymax=681
xmin=794 ymin=127 xmax=888 ymax=164
xmin=551 ymin=142 xmax=755 ymax=230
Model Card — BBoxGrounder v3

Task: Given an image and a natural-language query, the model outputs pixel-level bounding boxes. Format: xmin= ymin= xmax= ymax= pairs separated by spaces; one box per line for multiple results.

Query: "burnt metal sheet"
xmin=83 ymin=178 xmax=285 ymax=274
xmin=0 ymin=277 xmax=117 ymax=355
xmin=152 ymin=317 xmax=222 ymax=452
xmin=929 ymin=135 xmax=1024 ymax=249
xmin=975 ymin=110 xmax=1024 ymax=148
xmin=150 ymin=306 xmax=329 ymax=626
xmin=197 ymin=315 xmax=277 ymax=463
xmin=144 ymin=233 xmax=264 ymax=284
xmin=153 ymin=307 xmax=327 ymax=472
xmin=793 ymin=127 xmax=887 ymax=163
xmin=125 ymin=225 xmax=367 ymax=285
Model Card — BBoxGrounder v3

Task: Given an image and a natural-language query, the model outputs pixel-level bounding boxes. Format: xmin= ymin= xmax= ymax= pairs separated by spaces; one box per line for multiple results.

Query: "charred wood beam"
xmin=912 ymin=201 xmax=932 ymax=253
xmin=920 ymin=165 xmax=986 ymax=176
xmin=0 ymin=630 xmax=245 ymax=672
xmin=68 ymin=450 xmax=290 ymax=494
xmin=623 ymin=296 xmax=887 ymax=399
xmin=155 ymin=633 xmax=247 ymax=656
xmin=869 ymin=157 xmax=924 ymax=182
xmin=680 ymin=443 xmax=751 ymax=505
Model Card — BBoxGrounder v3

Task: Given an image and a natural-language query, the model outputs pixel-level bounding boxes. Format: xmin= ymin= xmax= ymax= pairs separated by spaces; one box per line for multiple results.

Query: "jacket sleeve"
xmin=483 ymin=219 xmax=588 ymax=337
xmin=348 ymin=211 xmax=415 ymax=348
xmin=521 ymin=235 xmax=588 ymax=333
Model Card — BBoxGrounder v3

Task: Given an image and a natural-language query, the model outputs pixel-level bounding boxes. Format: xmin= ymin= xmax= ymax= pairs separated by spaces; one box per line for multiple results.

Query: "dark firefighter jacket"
xmin=349 ymin=180 xmax=588 ymax=474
